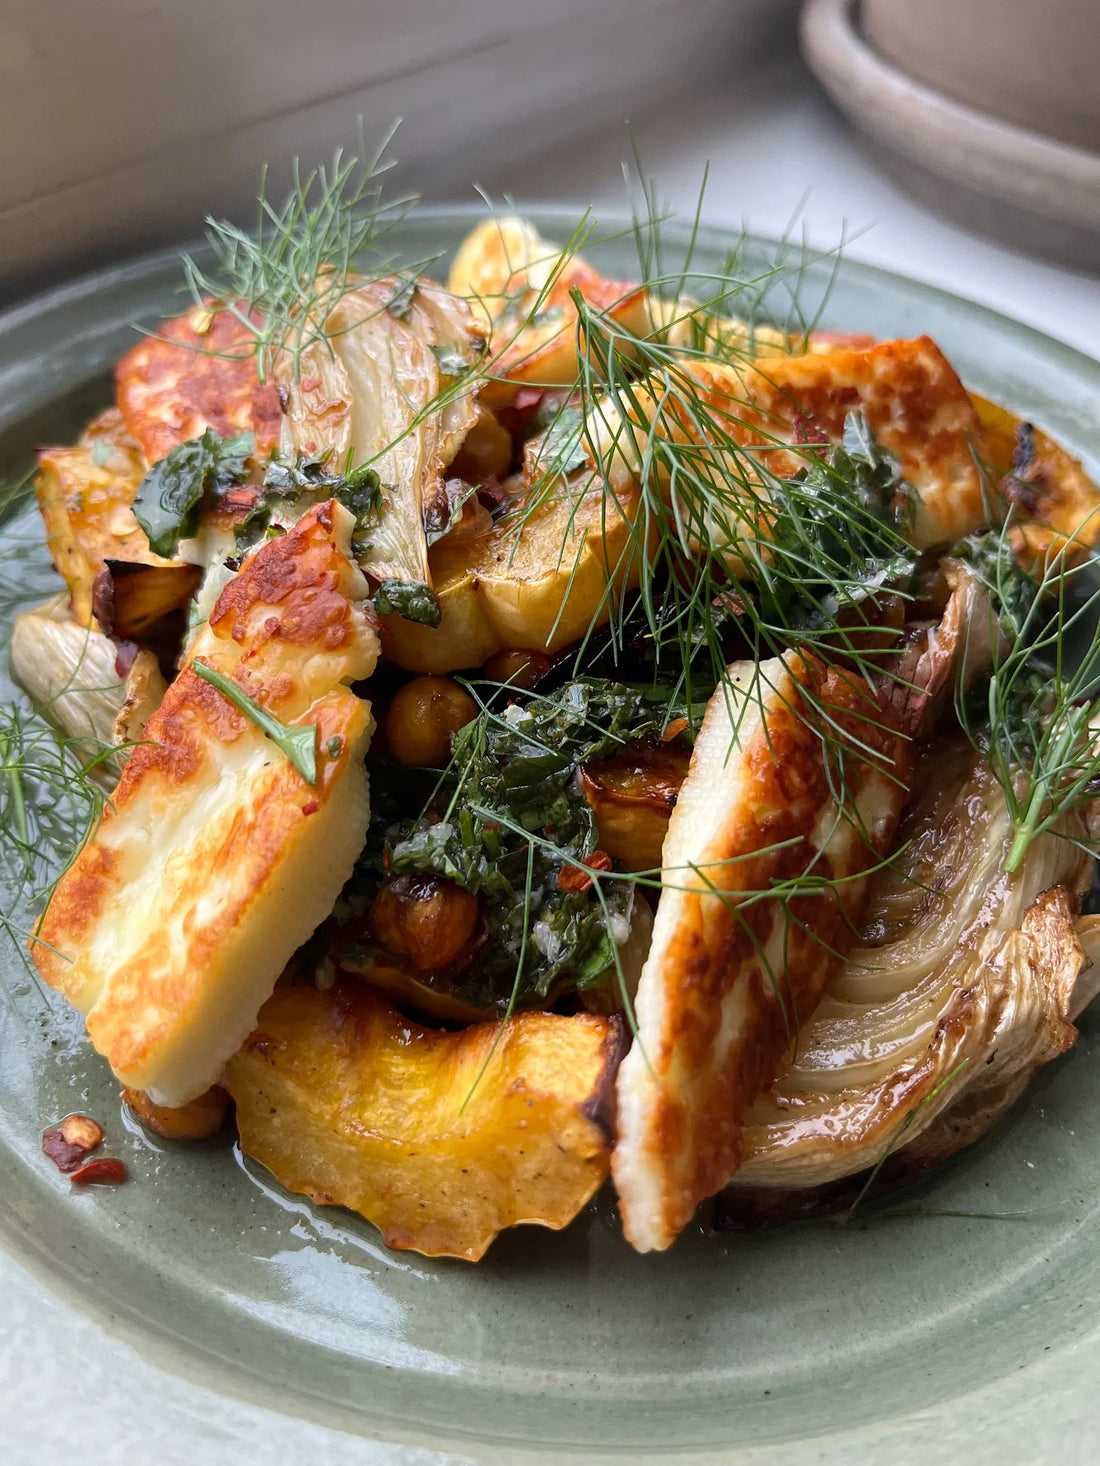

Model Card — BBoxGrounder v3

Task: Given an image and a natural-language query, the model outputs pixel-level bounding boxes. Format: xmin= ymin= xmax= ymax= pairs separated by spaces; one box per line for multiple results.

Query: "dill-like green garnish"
xmin=180 ymin=131 xmax=418 ymax=382
xmin=0 ymin=704 xmax=113 ymax=1011
xmin=560 ymin=297 xmax=918 ymax=697
xmin=955 ymin=520 xmax=1100 ymax=872
xmin=192 ymin=659 xmax=318 ymax=784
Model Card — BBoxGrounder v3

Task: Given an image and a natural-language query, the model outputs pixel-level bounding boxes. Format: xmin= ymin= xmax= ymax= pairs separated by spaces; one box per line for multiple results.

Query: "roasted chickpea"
xmin=370 ymin=874 xmax=480 ymax=971
xmin=481 ymin=648 xmax=551 ymax=690
xmin=385 ymin=675 xmax=478 ymax=767
xmin=122 ymin=1085 xmax=230 ymax=1140
xmin=450 ymin=404 xmax=513 ymax=482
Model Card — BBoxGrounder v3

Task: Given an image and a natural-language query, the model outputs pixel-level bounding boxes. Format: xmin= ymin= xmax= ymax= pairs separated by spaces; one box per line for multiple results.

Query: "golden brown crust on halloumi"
xmin=35 ymin=408 xmax=160 ymax=625
xmin=115 ymin=303 xmax=282 ymax=466
xmin=685 ymin=336 xmax=988 ymax=550
xmin=612 ymin=655 xmax=911 ymax=1252
xmin=33 ymin=500 xmax=379 ymax=1106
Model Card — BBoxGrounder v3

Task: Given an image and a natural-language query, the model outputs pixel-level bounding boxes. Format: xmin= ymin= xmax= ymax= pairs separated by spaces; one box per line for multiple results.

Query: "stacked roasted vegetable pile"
xmin=15 ymin=182 xmax=1100 ymax=1260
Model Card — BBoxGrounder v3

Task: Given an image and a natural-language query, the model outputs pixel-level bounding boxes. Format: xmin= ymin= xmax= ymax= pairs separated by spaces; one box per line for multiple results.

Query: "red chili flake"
xmin=301 ymin=800 xmax=319 ymax=817
xmin=223 ymin=486 xmax=261 ymax=510
xmin=661 ymin=718 xmax=689 ymax=743
xmin=299 ymin=374 xmax=322 ymax=393
xmin=42 ymin=1114 xmax=104 ymax=1172
xmin=558 ymin=849 xmax=613 ymax=895
xmin=42 ymin=1128 xmax=87 ymax=1173
xmin=70 ymin=1157 xmax=128 ymax=1187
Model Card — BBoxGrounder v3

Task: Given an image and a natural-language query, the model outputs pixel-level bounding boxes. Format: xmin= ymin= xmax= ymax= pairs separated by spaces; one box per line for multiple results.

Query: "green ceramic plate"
xmin=2 ymin=210 xmax=1100 ymax=1463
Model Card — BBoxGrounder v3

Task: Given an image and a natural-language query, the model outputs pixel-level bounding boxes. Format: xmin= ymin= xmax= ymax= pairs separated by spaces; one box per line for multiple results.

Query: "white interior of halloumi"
xmin=83 ymin=717 xmax=373 ymax=1106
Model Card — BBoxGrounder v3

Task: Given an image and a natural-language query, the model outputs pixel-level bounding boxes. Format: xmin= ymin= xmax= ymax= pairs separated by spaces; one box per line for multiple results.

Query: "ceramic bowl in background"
xmin=801 ymin=0 xmax=1100 ymax=273
xmin=863 ymin=0 xmax=1100 ymax=154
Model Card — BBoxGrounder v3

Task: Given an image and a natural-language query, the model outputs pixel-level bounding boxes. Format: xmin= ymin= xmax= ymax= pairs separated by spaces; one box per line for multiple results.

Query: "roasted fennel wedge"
xmin=10 ymin=595 xmax=166 ymax=784
xmin=729 ymin=738 xmax=1096 ymax=1200
xmin=277 ymin=275 xmax=485 ymax=624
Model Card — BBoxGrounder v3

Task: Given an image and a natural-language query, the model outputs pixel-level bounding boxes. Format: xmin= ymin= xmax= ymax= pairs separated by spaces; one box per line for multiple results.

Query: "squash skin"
xmin=970 ymin=392 xmax=1100 ymax=560
xmin=225 ymin=980 xmax=624 ymax=1262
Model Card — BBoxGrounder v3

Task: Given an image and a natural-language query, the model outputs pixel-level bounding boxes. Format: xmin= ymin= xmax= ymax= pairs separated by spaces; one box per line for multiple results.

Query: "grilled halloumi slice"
xmin=115 ymin=302 xmax=282 ymax=466
xmin=32 ymin=500 xmax=379 ymax=1106
xmin=682 ymin=335 xmax=989 ymax=551
xmin=612 ymin=654 xmax=911 ymax=1252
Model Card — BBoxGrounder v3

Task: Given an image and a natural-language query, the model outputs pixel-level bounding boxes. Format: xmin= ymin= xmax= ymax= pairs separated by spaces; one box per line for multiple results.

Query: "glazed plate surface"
xmin=2 ymin=210 xmax=1100 ymax=1462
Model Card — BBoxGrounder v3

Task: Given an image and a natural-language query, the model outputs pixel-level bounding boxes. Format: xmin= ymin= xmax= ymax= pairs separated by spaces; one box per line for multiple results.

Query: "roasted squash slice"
xmin=225 ymin=980 xmax=624 ymax=1262
xmin=970 ymin=392 xmax=1100 ymax=557
xmin=35 ymin=407 xmax=170 ymax=627
xmin=448 ymin=217 xmax=649 ymax=407
xmin=381 ymin=470 xmax=643 ymax=673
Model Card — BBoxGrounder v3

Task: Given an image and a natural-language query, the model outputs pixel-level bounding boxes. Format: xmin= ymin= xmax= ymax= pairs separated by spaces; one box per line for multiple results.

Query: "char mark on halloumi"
xmin=683 ymin=336 xmax=988 ymax=551
xmin=116 ymin=302 xmax=282 ymax=466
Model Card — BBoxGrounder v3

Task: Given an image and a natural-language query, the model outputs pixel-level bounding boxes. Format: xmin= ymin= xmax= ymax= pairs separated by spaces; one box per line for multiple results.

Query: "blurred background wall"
xmin=0 ymin=0 xmax=799 ymax=304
